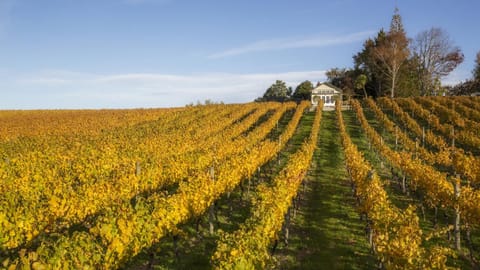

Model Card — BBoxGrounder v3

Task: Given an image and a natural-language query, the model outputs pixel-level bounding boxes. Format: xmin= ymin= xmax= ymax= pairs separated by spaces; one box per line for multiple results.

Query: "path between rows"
xmin=277 ymin=110 xmax=375 ymax=269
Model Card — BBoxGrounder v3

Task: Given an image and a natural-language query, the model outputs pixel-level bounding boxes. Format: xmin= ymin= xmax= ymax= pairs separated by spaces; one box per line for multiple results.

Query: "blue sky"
xmin=0 ymin=0 xmax=479 ymax=109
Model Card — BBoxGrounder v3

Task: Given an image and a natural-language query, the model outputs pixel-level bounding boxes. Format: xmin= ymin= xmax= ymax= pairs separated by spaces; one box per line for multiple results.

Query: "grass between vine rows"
xmin=275 ymin=110 xmax=375 ymax=269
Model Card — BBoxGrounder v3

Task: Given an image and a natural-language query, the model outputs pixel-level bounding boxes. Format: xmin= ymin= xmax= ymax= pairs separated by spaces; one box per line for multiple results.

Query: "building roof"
xmin=311 ymin=82 xmax=342 ymax=95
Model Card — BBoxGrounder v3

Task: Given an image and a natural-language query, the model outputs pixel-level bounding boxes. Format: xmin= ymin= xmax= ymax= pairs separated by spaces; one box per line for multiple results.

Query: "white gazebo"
xmin=311 ymin=82 xmax=342 ymax=107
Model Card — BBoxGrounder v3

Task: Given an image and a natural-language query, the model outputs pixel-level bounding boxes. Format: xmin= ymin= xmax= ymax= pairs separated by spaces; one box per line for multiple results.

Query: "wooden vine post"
xmin=173 ymin=234 xmax=180 ymax=260
xmin=278 ymin=135 xmax=282 ymax=165
xmin=283 ymin=206 xmax=291 ymax=247
xmin=135 ymin=161 xmax=141 ymax=176
xmin=395 ymin=126 xmax=398 ymax=150
xmin=380 ymin=137 xmax=384 ymax=169
xmin=293 ymin=194 xmax=299 ymax=218
xmin=422 ymin=126 xmax=425 ymax=147
xmin=366 ymin=170 xmax=375 ymax=252
xmin=451 ymin=126 xmax=455 ymax=148
xmin=401 ymin=173 xmax=407 ymax=194
xmin=135 ymin=161 xmax=141 ymax=201
xmin=209 ymin=165 xmax=215 ymax=235
xmin=415 ymin=139 xmax=419 ymax=159
xmin=454 ymin=176 xmax=461 ymax=251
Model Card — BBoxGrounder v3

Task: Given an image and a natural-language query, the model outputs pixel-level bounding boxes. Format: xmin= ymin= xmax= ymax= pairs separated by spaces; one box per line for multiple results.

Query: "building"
xmin=311 ymin=82 xmax=342 ymax=107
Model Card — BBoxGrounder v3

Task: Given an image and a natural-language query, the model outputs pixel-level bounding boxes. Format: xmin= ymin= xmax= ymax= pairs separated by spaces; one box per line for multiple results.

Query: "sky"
xmin=0 ymin=0 xmax=479 ymax=109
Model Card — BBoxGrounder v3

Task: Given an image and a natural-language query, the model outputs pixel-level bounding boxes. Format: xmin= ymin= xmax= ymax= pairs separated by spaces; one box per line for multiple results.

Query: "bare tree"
xmin=412 ymin=27 xmax=464 ymax=95
xmin=372 ymin=8 xmax=409 ymax=98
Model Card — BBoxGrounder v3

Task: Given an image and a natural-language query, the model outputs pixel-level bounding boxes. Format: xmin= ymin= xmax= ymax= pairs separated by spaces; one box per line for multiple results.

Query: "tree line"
xmin=328 ymin=8 xmax=479 ymax=98
xmin=257 ymin=8 xmax=480 ymax=102
xmin=255 ymin=80 xmax=316 ymax=102
xmin=449 ymin=52 xmax=480 ymax=95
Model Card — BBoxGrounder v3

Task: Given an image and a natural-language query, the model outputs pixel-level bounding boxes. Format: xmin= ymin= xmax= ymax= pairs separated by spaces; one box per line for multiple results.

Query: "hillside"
xmin=1 ymin=97 xmax=480 ymax=269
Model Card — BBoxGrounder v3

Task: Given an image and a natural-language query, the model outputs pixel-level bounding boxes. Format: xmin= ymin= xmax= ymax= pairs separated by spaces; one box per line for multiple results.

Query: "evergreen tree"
xmin=474 ymin=51 xmax=480 ymax=81
xmin=353 ymin=30 xmax=389 ymax=97
xmin=293 ymin=80 xmax=314 ymax=100
xmin=374 ymin=7 xmax=410 ymax=98
xmin=257 ymin=80 xmax=290 ymax=102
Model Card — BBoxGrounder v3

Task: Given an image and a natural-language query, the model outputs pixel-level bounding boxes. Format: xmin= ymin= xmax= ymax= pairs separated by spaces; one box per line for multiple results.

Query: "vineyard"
xmin=1 ymin=96 xmax=480 ymax=269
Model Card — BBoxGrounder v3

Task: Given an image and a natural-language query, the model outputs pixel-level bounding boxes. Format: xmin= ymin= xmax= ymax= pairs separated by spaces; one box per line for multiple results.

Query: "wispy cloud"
xmin=209 ymin=31 xmax=375 ymax=59
xmin=4 ymin=70 xmax=326 ymax=109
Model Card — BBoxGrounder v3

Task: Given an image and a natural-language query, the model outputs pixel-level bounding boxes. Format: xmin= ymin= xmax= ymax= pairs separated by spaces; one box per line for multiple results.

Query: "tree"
xmin=450 ymin=50 xmax=480 ymax=96
xmin=257 ymin=80 xmax=290 ymax=102
xmin=293 ymin=80 xmax=314 ymax=100
xmin=474 ymin=51 xmax=480 ymax=81
xmin=450 ymin=79 xmax=480 ymax=96
xmin=396 ymin=56 xmax=422 ymax=97
xmin=372 ymin=8 xmax=409 ymax=98
xmin=325 ymin=68 xmax=347 ymax=83
xmin=287 ymin=86 xmax=293 ymax=97
xmin=325 ymin=67 xmax=356 ymax=97
xmin=355 ymin=74 xmax=368 ymax=98
xmin=412 ymin=27 xmax=464 ymax=95
xmin=354 ymin=30 xmax=392 ymax=97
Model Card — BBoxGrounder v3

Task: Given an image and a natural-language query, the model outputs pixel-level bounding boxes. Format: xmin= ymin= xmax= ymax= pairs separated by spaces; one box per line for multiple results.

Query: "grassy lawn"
xmin=275 ymin=110 xmax=375 ymax=269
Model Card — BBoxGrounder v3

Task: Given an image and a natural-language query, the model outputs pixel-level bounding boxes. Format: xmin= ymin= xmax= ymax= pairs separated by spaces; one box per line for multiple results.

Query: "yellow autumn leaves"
xmin=212 ymin=101 xmax=319 ymax=269
xmin=338 ymin=100 xmax=451 ymax=269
